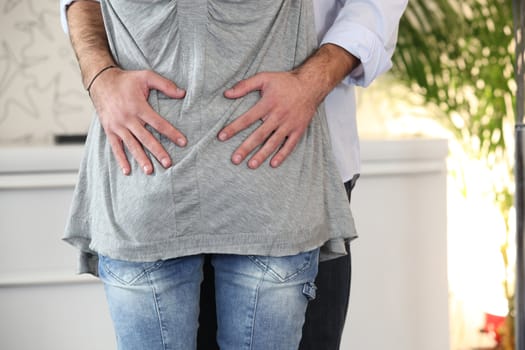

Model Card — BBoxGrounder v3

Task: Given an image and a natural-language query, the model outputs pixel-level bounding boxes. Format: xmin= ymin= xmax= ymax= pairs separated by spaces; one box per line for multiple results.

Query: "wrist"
xmin=293 ymin=43 xmax=360 ymax=103
xmin=86 ymin=64 xmax=118 ymax=95
xmin=78 ymin=55 xmax=115 ymax=85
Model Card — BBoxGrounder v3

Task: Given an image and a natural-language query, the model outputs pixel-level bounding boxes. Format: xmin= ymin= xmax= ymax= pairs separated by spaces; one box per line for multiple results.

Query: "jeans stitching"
xmin=247 ymin=251 xmax=313 ymax=283
xmin=101 ymin=257 xmax=164 ymax=286
xmin=101 ymin=261 xmax=140 ymax=285
xmin=148 ymin=271 xmax=169 ymax=350
xmin=247 ymin=257 xmax=268 ymax=350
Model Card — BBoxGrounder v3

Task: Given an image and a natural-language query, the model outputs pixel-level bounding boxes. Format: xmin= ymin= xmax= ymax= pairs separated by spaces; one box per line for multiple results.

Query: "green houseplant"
xmin=391 ymin=0 xmax=516 ymax=348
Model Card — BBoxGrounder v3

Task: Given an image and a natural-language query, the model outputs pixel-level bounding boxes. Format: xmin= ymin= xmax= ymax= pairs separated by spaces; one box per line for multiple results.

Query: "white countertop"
xmin=0 ymin=145 xmax=85 ymax=173
xmin=0 ymin=138 xmax=448 ymax=180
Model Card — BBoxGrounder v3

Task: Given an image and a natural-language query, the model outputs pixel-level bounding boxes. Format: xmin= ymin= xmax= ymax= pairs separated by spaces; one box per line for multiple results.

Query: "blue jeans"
xmin=98 ymin=249 xmax=319 ymax=350
xmin=299 ymin=177 xmax=357 ymax=350
xmin=197 ymin=176 xmax=358 ymax=350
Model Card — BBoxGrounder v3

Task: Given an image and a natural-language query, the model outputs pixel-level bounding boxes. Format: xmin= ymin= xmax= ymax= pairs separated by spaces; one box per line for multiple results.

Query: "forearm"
xmin=66 ymin=0 xmax=115 ymax=89
xmin=293 ymin=43 xmax=360 ymax=106
xmin=319 ymin=0 xmax=408 ymax=87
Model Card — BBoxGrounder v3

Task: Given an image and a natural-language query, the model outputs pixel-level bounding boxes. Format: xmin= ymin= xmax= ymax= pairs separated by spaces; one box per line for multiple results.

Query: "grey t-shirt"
xmin=64 ymin=0 xmax=357 ymax=275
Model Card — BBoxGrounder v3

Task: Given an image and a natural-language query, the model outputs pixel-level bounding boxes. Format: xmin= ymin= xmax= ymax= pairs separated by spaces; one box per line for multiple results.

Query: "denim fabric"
xmin=298 ymin=175 xmax=359 ymax=350
xmin=99 ymin=249 xmax=319 ymax=350
xmin=98 ymin=254 xmax=203 ymax=350
xmin=299 ymin=242 xmax=351 ymax=350
xmin=197 ymin=175 xmax=359 ymax=350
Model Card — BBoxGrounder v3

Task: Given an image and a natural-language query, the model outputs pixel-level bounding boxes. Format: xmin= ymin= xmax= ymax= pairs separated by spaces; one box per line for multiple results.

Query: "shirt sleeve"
xmin=60 ymin=0 xmax=101 ymax=34
xmin=321 ymin=0 xmax=408 ymax=87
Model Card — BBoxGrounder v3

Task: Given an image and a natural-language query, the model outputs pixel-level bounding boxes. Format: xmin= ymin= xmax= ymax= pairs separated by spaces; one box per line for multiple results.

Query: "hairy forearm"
xmin=293 ymin=43 xmax=360 ymax=105
xmin=66 ymin=0 xmax=115 ymax=89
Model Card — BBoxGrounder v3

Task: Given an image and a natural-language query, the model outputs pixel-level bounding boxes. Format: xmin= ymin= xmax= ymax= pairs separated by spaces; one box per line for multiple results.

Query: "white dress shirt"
xmin=60 ymin=0 xmax=407 ymax=182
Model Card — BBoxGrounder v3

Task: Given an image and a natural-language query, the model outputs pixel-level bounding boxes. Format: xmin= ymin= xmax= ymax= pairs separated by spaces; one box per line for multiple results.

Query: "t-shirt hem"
xmin=63 ymin=228 xmax=357 ymax=276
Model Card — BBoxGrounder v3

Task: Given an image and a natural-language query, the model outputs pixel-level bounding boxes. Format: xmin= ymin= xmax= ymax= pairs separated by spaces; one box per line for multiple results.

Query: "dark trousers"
xmin=197 ymin=177 xmax=357 ymax=350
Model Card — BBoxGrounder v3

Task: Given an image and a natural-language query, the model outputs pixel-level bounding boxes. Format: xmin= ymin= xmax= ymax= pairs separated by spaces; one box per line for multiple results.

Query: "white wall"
xmin=0 ymin=0 xmax=92 ymax=145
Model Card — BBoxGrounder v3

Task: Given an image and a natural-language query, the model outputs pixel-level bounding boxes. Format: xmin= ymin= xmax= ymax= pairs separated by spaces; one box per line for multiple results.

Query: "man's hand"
xmin=218 ymin=72 xmax=319 ymax=169
xmin=66 ymin=0 xmax=186 ymax=175
xmin=89 ymin=68 xmax=187 ymax=175
xmin=218 ymin=44 xmax=360 ymax=169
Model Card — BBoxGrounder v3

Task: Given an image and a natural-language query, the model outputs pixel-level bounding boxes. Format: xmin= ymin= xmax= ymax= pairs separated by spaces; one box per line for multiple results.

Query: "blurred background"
xmin=0 ymin=0 xmax=522 ymax=349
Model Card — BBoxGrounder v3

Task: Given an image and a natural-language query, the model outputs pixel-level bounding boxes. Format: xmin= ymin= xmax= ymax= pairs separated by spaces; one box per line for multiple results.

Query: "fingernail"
xmin=161 ymin=158 xmax=171 ymax=168
xmin=143 ymin=165 xmax=152 ymax=174
xmin=218 ymin=132 xmax=227 ymax=141
xmin=232 ymin=154 xmax=242 ymax=164
xmin=122 ymin=168 xmax=130 ymax=175
xmin=249 ymin=159 xmax=259 ymax=168
xmin=224 ymin=88 xmax=234 ymax=98
xmin=177 ymin=138 xmax=187 ymax=147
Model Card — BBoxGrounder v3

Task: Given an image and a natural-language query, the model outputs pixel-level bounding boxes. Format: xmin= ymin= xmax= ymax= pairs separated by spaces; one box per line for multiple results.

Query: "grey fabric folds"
xmin=64 ymin=0 xmax=356 ymax=275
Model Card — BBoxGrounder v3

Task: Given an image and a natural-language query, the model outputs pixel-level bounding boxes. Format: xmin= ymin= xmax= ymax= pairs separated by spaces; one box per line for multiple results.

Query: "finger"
xmin=143 ymin=70 xmax=186 ymax=99
xmin=129 ymin=122 xmax=173 ymax=169
xmin=218 ymin=101 xmax=268 ymax=141
xmin=107 ymin=133 xmax=131 ymax=175
xmin=269 ymin=132 xmax=302 ymax=168
xmin=230 ymin=121 xmax=276 ymax=165
xmin=120 ymin=130 xmax=154 ymax=175
xmin=247 ymin=129 xmax=288 ymax=169
xmin=140 ymin=106 xmax=187 ymax=148
xmin=223 ymin=73 xmax=266 ymax=99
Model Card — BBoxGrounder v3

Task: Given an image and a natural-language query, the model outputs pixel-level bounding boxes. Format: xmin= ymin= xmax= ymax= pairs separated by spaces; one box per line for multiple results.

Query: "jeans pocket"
xmin=98 ymin=255 xmax=164 ymax=286
xmin=248 ymin=248 xmax=320 ymax=283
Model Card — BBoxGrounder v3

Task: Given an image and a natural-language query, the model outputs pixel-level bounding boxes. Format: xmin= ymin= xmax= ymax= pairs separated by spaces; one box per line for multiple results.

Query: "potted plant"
xmin=392 ymin=0 xmax=516 ymax=348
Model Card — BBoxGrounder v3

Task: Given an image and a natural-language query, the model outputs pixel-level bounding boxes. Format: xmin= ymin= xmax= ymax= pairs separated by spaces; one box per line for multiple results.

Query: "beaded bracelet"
xmin=86 ymin=65 xmax=117 ymax=95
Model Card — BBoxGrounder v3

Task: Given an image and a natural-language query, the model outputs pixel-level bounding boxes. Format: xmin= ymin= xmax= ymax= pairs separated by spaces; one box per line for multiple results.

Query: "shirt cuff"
xmin=60 ymin=0 xmax=101 ymax=34
xmin=321 ymin=22 xmax=393 ymax=87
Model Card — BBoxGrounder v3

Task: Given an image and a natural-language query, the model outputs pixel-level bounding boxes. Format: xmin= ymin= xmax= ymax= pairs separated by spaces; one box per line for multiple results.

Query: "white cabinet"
xmin=341 ymin=139 xmax=449 ymax=350
xmin=0 ymin=146 xmax=116 ymax=350
xmin=0 ymin=139 xmax=449 ymax=350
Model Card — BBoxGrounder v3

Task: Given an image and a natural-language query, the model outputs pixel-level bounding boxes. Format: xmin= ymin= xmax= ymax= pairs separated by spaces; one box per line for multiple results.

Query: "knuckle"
xmin=236 ymin=80 xmax=248 ymax=90
xmin=229 ymin=123 xmax=244 ymax=134
xmin=124 ymin=138 xmax=143 ymax=154
xmin=140 ymin=69 xmax=152 ymax=78
xmin=257 ymin=71 xmax=269 ymax=80
xmin=268 ymin=138 xmax=282 ymax=150
xmin=142 ymin=133 xmax=160 ymax=149
xmin=236 ymin=146 xmax=249 ymax=157
xmin=252 ymin=132 xmax=268 ymax=145
xmin=145 ymin=116 xmax=163 ymax=129
xmin=258 ymin=149 xmax=272 ymax=160
xmin=149 ymin=141 xmax=165 ymax=156
xmin=280 ymin=148 xmax=291 ymax=158
xmin=126 ymin=143 xmax=141 ymax=155
xmin=140 ymin=137 xmax=156 ymax=151
xmin=109 ymin=137 xmax=122 ymax=150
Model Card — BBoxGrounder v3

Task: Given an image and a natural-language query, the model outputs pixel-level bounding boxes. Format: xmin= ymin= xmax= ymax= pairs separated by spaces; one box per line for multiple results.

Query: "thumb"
xmin=224 ymin=73 xmax=265 ymax=99
xmin=145 ymin=71 xmax=186 ymax=99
